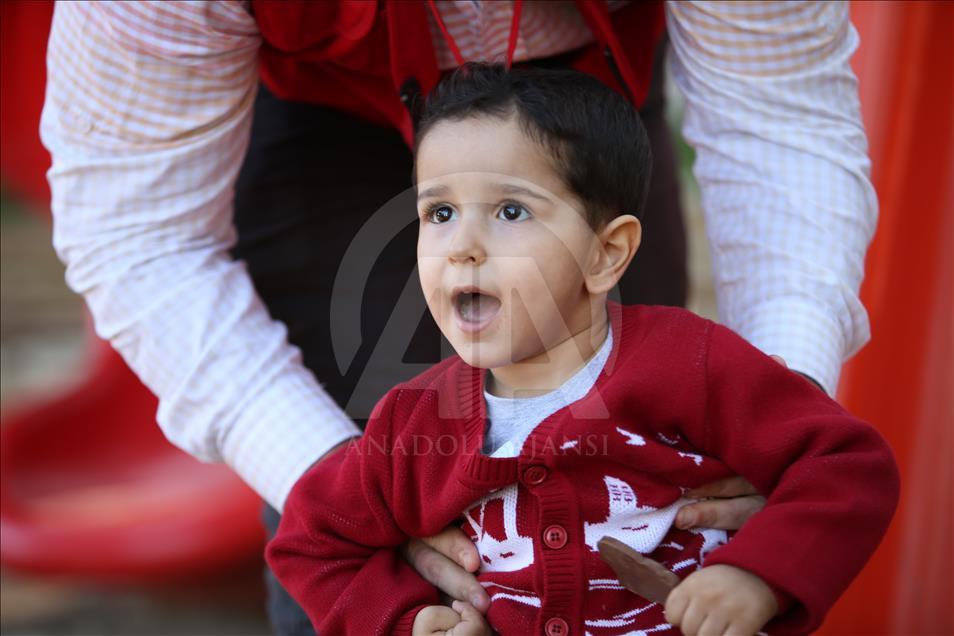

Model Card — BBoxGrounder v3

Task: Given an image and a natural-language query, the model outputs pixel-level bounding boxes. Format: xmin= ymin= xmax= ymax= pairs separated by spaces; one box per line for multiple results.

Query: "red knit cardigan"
xmin=267 ymin=303 xmax=899 ymax=635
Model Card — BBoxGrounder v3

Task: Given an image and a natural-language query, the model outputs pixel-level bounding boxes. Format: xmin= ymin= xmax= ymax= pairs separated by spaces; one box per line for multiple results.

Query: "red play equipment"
xmin=0 ymin=338 xmax=264 ymax=579
xmin=1 ymin=3 xmax=951 ymax=631
xmin=0 ymin=1 xmax=263 ymax=581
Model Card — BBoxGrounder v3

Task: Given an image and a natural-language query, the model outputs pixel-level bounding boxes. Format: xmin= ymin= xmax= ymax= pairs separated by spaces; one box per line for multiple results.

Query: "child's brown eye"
xmin=427 ymin=205 xmax=455 ymax=223
xmin=498 ymin=203 xmax=530 ymax=222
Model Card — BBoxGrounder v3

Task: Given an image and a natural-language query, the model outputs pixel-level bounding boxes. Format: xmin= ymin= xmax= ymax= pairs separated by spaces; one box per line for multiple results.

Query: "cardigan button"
xmin=543 ymin=524 xmax=567 ymax=549
xmin=522 ymin=465 xmax=548 ymax=486
xmin=544 ymin=616 xmax=569 ymax=636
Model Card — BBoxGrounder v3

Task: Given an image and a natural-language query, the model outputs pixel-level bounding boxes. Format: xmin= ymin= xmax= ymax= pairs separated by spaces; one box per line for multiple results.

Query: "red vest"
xmin=252 ymin=1 xmax=665 ymax=148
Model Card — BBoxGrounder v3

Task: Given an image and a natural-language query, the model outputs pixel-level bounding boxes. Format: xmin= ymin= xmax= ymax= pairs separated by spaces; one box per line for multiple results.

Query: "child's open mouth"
xmin=453 ymin=287 xmax=502 ymax=334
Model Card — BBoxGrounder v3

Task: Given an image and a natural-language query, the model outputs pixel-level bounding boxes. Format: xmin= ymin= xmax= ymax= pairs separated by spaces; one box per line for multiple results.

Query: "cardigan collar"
xmin=454 ymin=301 xmax=626 ymax=487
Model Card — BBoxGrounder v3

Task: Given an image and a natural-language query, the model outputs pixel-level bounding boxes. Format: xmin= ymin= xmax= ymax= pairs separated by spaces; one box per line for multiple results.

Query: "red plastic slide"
xmin=0 ymin=339 xmax=264 ymax=580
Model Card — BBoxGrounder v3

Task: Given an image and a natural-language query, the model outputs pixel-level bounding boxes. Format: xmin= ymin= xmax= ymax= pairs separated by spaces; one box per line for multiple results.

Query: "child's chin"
xmin=454 ymin=343 xmax=508 ymax=370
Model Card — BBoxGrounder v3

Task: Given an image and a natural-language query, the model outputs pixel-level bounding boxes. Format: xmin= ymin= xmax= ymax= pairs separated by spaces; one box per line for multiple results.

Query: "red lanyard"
xmin=426 ymin=0 xmax=524 ymax=70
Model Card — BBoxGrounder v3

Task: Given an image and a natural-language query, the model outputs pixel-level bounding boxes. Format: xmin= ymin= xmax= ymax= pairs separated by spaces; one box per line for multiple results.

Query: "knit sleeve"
xmin=265 ymin=389 xmax=440 ymax=635
xmin=691 ymin=323 xmax=899 ymax=635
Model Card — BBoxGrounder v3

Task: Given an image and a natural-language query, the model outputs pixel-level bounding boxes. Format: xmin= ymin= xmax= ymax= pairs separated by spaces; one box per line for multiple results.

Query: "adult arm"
xmin=41 ymin=1 xmax=359 ymax=510
xmin=666 ymin=1 xmax=878 ymax=394
xmin=266 ymin=391 xmax=441 ymax=635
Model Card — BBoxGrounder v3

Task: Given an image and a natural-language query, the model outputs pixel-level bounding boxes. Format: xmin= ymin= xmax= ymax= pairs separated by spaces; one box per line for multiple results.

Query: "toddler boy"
xmin=267 ymin=63 xmax=899 ymax=636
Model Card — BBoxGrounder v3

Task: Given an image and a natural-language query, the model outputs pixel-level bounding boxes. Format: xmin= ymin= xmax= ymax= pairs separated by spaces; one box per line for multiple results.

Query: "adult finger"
xmin=770 ymin=355 xmax=788 ymax=367
xmin=684 ymin=476 xmax=759 ymax=499
xmin=420 ymin=526 xmax=481 ymax=572
xmin=675 ymin=495 xmax=766 ymax=530
xmin=403 ymin=538 xmax=490 ymax=612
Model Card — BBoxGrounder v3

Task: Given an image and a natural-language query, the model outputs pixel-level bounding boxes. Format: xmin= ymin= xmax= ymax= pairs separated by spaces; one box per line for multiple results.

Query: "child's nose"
xmin=447 ymin=218 xmax=487 ymax=265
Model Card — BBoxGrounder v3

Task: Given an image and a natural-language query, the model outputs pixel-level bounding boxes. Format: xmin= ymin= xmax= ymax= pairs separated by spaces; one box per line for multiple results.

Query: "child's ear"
xmin=585 ymin=214 xmax=641 ymax=295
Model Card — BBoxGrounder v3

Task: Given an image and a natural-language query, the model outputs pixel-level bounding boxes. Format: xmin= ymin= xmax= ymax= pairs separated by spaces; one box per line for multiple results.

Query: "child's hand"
xmin=412 ymin=600 xmax=492 ymax=636
xmin=664 ymin=564 xmax=777 ymax=636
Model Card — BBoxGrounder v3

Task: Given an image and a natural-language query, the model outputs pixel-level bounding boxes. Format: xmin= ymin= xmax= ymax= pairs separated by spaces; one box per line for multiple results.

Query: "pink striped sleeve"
xmin=667 ymin=1 xmax=877 ymax=393
xmin=42 ymin=0 xmax=361 ymax=510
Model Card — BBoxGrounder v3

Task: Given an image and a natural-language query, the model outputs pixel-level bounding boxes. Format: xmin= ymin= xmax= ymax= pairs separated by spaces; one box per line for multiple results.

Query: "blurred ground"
xmin=0 ymin=567 xmax=271 ymax=636
xmin=0 ymin=204 xmax=84 ymax=407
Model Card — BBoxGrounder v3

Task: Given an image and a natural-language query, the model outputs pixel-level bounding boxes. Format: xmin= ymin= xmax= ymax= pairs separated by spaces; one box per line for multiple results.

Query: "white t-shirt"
xmin=483 ymin=329 xmax=614 ymax=458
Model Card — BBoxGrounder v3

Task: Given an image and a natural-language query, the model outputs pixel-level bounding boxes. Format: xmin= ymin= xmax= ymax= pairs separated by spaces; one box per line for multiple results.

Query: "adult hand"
xmin=403 ymin=527 xmax=490 ymax=612
xmin=675 ymin=476 xmax=765 ymax=530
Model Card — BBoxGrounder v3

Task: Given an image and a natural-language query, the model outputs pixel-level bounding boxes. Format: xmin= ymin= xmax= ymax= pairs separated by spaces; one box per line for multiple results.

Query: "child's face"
xmin=416 ymin=114 xmax=602 ymax=370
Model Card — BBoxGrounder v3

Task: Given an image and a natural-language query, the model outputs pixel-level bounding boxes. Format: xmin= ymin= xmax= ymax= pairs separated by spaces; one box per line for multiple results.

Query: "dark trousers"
xmin=234 ymin=48 xmax=684 ymax=636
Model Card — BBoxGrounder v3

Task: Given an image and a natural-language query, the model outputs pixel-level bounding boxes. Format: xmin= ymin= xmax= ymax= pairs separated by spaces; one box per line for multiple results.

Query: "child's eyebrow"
xmin=417 ymin=184 xmax=449 ymax=201
xmin=496 ymin=183 xmax=553 ymax=203
xmin=416 ymin=183 xmax=552 ymax=203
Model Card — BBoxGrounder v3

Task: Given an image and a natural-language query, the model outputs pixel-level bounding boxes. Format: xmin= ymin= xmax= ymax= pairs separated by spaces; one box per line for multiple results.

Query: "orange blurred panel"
xmin=820 ymin=2 xmax=954 ymax=633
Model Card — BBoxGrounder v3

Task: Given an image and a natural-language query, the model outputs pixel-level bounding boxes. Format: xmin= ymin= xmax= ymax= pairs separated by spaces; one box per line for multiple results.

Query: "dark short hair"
xmin=413 ymin=62 xmax=653 ymax=228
